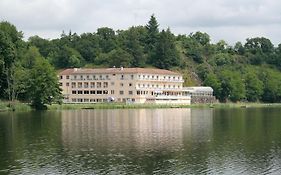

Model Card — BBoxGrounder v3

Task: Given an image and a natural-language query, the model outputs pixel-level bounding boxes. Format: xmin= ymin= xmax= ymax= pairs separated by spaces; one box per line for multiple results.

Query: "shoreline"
xmin=1 ymin=101 xmax=281 ymax=112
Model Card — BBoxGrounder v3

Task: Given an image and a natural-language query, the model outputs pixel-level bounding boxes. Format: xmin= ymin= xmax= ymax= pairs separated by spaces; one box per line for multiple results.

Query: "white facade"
xmin=59 ymin=67 xmax=191 ymax=104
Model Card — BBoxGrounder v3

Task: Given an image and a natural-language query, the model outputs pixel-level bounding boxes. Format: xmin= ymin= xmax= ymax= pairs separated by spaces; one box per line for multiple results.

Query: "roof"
xmin=59 ymin=67 xmax=181 ymax=76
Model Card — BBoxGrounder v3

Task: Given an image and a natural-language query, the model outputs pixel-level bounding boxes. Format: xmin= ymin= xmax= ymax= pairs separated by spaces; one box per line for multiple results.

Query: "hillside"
xmin=1 ymin=15 xmax=281 ymax=103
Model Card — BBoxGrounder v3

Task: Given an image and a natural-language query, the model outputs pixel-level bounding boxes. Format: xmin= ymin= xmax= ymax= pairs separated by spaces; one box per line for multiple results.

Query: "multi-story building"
xmin=58 ymin=67 xmax=192 ymax=104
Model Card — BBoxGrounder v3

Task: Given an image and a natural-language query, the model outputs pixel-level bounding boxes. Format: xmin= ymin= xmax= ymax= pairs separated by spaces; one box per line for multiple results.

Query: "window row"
xmin=138 ymin=75 xmax=181 ymax=81
xmin=71 ymin=90 xmax=133 ymax=95
xmin=72 ymin=90 xmax=110 ymax=95
xmin=137 ymin=84 xmax=181 ymax=89
xmin=71 ymin=98 xmax=136 ymax=103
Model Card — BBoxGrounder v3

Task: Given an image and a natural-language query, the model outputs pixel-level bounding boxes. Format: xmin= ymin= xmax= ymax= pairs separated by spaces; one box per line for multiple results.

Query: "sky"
xmin=1 ymin=0 xmax=281 ymax=45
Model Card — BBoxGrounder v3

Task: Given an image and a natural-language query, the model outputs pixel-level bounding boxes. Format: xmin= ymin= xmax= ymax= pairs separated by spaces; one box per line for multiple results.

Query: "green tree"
xmin=204 ymin=73 xmax=221 ymax=98
xmin=189 ymin=32 xmax=210 ymax=46
xmin=27 ymin=57 xmax=62 ymax=109
xmin=48 ymin=45 xmax=83 ymax=68
xmin=0 ymin=22 xmax=22 ymax=101
xmin=153 ymin=29 xmax=180 ymax=69
xmin=28 ymin=35 xmax=52 ymax=58
xmin=97 ymin=27 xmax=116 ymax=53
xmin=145 ymin=14 xmax=159 ymax=63
xmin=244 ymin=71 xmax=263 ymax=102
xmin=218 ymin=69 xmax=246 ymax=102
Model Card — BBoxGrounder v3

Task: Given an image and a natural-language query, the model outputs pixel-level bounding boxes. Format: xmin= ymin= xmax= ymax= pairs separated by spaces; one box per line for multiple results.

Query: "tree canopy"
xmin=2 ymin=14 xmax=281 ymax=104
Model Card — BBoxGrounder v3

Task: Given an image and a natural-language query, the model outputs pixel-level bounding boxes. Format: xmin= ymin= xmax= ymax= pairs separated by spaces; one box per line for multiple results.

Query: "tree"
xmin=0 ymin=22 xmax=21 ymax=101
xmin=218 ymin=69 xmax=246 ymax=102
xmin=244 ymin=71 xmax=263 ymax=102
xmin=145 ymin=14 xmax=159 ymax=63
xmin=189 ymin=32 xmax=210 ymax=46
xmin=119 ymin=27 xmax=146 ymax=67
xmin=204 ymin=73 xmax=221 ymax=98
xmin=48 ymin=45 xmax=83 ymax=68
xmin=26 ymin=57 xmax=62 ymax=109
xmin=96 ymin=48 xmax=133 ymax=67
xmin=97 ymin=27 xmax=116 ymax=53
xmin=28 ymin=35 xmax=52 ymax=58
xmin=153 ymin=29 xmax=180 ymax=69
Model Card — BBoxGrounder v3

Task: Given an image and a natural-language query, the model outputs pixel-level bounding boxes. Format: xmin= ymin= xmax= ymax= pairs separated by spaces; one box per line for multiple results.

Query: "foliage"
xmin=27 ymin=57 xmax=62 ymax=109
xmin=2 ymin=16 xmax=281 ymax=104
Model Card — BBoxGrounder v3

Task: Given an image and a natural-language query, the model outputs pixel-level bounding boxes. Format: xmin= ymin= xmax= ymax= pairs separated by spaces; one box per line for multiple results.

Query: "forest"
xmin=1 ymin=15 xmax=281 ymax=108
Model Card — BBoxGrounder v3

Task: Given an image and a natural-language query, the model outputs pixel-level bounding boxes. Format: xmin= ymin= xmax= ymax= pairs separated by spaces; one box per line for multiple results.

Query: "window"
xmin=84 ymin=99 xmax=89 ymax=102
xmin=78 ymin=90 xmax=83 ymax=94
xmin=60 ymin=76 xmax=63 ymax=79
xmin=90 ymin=90 xmax=95 ymax=94
xmin=120 ymin=83 xmax=124 ymax=87
xmin=103 ymin=82 xmax=108 ymax=88
xmin=78 ymin=82 xmax=82 ymax=88
xmin=72 ymin=98 xmax=77 ymax=102
xmin=74 ymin=75 xmax=77 ymax=79
xmin=111 ymin=82 xmax=115 ymax=86
xmin=131 ymin=75 xmax=134 ymax=80
xmin=66 ymin=82 xmax=69 ymax=86
xmin=99 ymin=75 xmax=102 ymax=79
xmin=80 ymin=75 xmax=83 ymax=80
xmin=84 ymin=82 xmax=89 ymax=88
xmin=66 ymin=75 xmax=69 ymax=79
xmin=103 ymin=90 xmax=108 ymax=94
xmin=72 ymin=82 xmax=76 ymax=88
xmin=137 ymin=91 xmax=140 ymax=95
xmin=120 ymin=90 xmax=124 ymax=95
xmin=59 ymin=82 xmax=63 ymax=86
xmin=129 ymin=83 xmax=132 ymax=87
xmin=72 ymin=90 xmax=77 ymax=94
xmin=111 ymin=90 xmax=114 ymax=94
xmin=90 ymin=82 xmax=95 ymax=88
xmin=97 ymin=90 xmax=102 ymax=94
xmin=84 ymin=90 xmax=89 ymax=94
xmin=106 ymin=75 xmax=109 ymax=79
xmin=121 ymin=74 xmax=124 ymax=80
xmin=87 ymin=75 xmax=90 ymax=79
xmin=97 ymin=82 xmax=101 ymax=88
xmin=129 ymin=91 xmax=133 ymax=95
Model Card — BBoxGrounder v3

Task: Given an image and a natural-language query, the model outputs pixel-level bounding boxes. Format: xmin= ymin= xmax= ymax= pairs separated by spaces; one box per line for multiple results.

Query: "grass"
xmin=48 ymin=102 xmax=281 ymax=110
xmin=0 ymin=101 xmax=32 ymax=112
xmin=2 ymin=101 xmax=281 ymax=112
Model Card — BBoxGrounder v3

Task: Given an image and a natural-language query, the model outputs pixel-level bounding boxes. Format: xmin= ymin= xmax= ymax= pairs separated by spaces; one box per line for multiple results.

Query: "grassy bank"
xmin=48 ymin=102 xmax=281 ymax=110
xmin=2 ymin=101 xmax=281 ymax=112
xmin=0 ymin=101 xmax=32 ymax=112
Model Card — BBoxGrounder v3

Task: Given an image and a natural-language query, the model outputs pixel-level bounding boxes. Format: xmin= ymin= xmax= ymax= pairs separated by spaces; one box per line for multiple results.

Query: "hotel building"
xmin=59 ymin=67 xmax=200 ymax=104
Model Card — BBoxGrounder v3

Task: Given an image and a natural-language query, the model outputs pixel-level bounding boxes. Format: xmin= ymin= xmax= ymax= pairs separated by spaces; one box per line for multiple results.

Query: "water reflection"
xmin=0 ymin=108 xmax=281 ymax=174
xmin=61 ymin=109 xmax=196 ymax=152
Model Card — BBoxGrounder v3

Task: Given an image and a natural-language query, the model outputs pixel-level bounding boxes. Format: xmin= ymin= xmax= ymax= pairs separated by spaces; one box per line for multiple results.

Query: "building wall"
xmin=59 ymin=68 xmax=190 ymax=104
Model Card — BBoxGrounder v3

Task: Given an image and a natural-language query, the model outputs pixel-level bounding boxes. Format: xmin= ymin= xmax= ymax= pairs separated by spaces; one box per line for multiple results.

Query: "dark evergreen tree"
xmin=153 ymin=29 xmax=180 ymax=69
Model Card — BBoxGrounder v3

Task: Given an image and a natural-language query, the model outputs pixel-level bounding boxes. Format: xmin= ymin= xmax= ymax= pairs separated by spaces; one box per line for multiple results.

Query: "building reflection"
xmin=61 ymin=109 xmax=213 ymax=152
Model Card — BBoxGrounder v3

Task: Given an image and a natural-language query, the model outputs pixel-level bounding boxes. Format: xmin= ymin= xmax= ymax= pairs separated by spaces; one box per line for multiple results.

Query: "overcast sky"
xmin=1 ymin=0 xmax=281 ymax=45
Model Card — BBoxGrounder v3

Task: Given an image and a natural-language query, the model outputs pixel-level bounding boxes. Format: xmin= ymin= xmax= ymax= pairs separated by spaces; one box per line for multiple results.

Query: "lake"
xmin=0 ymin=108 xmax=281 ymax=174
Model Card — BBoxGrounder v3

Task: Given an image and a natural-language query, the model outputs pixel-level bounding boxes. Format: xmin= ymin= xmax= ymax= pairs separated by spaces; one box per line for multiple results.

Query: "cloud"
xmin=1 ymin=0 xmax=281 ymax=45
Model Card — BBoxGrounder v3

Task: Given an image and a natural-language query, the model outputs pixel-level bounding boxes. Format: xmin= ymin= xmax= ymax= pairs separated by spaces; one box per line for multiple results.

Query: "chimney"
xmin=120 ymin=66 xmax=123 ymax=71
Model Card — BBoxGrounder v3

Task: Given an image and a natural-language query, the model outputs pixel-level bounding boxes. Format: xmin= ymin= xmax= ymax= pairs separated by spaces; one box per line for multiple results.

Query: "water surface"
xmin=0 ymin=108 xmax=281 ymax=174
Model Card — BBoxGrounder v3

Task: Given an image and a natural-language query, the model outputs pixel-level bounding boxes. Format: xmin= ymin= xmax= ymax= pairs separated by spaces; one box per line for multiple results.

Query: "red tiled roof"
xmin=59 ymin=68 xmax=181 ymax=75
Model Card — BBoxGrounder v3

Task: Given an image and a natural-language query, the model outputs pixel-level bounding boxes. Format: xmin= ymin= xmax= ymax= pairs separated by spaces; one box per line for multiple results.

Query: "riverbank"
xmin=47 ymin=102 xmax=281 ymax=110
xmin=1 ymin=101 xmax=281 ymax=112
xmin=0 ymin=101 xmax=32 ymax=112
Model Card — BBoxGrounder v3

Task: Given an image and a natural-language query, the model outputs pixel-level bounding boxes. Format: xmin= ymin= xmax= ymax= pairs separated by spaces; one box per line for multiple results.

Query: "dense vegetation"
xmin=1 ymin=15 xmax=281 ymax=107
